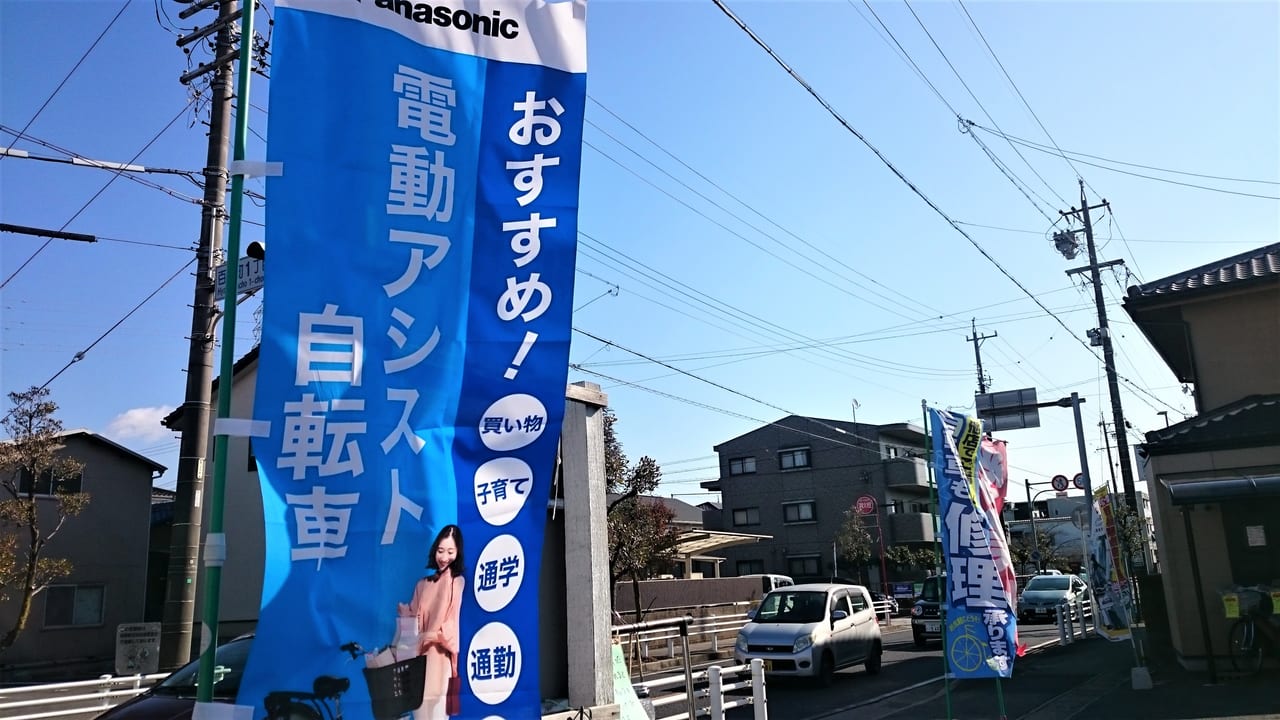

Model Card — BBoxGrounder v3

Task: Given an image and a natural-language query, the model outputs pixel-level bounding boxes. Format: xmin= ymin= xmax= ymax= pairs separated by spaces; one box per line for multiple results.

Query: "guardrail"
xmin=0 ymin=673 xmax=164 ymax=720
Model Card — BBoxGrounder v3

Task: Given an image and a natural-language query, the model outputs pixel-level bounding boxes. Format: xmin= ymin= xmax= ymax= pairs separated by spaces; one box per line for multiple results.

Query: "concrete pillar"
xmin=561 ymin=381 xmax=613 ymax=709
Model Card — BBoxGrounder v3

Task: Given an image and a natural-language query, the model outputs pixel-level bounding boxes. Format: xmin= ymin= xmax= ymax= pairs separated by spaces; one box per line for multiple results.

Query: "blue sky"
xmin=2 ymin=1 xmax=1277 ymax=506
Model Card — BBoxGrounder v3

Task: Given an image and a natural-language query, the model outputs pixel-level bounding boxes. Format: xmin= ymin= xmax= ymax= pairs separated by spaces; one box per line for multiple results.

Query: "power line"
xmin=952 ymin=220 xmax=1260 ymax=245
xmin=901 ymin=0 xmax=1067 ymax=208
xmin=955 ymin=0 xmax=1086 ymax=182
xmin=0 ymin=100 xmax=196 ymax=290
xmin=968 ymin=123 xmax=1280 ymax=201
xmin=585 ymin=105 xmax=942 ymax=319
xmin=2 ymin=257 xmax=196 ymax=425
xmin=710 ymin=1 xmax=1099 ymax=365
xmin=0 ymin=0 xmax=132 ymax=164
xmin=851 ymin=0 xmax=1058 ymax=220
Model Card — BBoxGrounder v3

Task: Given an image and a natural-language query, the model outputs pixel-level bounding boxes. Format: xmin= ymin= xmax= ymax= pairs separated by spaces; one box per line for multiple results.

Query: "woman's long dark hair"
xmin=426 ymin=524 xmax=465 ymax=580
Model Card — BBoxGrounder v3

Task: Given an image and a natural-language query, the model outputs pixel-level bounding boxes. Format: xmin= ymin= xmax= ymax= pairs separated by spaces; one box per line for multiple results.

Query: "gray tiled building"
xmin=702 ymin=415 xmax=932 ymax=588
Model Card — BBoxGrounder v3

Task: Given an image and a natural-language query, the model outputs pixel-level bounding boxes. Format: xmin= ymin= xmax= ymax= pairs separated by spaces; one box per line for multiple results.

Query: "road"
xmin=642 ymin=619 xmax=1068 ymax=720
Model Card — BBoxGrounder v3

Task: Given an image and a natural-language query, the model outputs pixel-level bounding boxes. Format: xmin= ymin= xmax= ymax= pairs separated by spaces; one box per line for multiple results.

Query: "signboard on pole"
xmin=855 ymin=494 xmax=877 ymax=516
xmin=975 ymin=387 xmax=1040 ymax=431
xmin=115 ymin=622 xmax=161 ymax=675
xmin=214 ymin=255 xmax=264 ymax=301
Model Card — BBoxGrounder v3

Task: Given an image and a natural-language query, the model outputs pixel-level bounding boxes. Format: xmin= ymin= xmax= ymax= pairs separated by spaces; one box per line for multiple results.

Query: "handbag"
xmin=446 ymin=651 xmax=461 ymax=716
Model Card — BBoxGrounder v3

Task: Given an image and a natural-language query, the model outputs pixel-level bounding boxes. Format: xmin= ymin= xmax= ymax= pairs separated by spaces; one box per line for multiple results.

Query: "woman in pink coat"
xmin=398 ymin=524 xmax=464 ymax=720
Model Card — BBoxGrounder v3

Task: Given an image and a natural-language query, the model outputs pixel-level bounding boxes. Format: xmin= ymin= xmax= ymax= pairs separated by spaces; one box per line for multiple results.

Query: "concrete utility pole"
xmin=160 ymin=0 xmax=240 ymax=670
xmin=966 ymin=318 xmax=996 ymax=394
xmin=1057 ymin=181 xmax=1139 ymax=519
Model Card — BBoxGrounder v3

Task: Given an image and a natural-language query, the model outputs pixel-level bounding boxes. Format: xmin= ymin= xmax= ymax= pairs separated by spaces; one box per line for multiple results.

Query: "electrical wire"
xmin=0 ymin=0 xmax=132 ymax=164
xmin=711 ymin=0 xmax=1186 ymax=418
xmin=901 ymin=0 xmax=1068 ymax=207
xmin=955 ymin=0 xmax=1086 ymax=183
xmin=0 ymin=99 xmax=197 ymax=290
xmin=1 ymin=257 xmax=196 ymax=424
xmin=585 ymin=112 xmax=941 ymax=320
xmin=968 ymin=123 xmax=1280 ymax=201
xmin=851 ymin=0 xmax=1058 ymax=220
xmin=952 ymin=220 xmax=1258 ymax=245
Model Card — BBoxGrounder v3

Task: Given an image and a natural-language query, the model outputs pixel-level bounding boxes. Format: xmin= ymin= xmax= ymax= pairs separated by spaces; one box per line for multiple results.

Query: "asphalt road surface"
xmin=667 ymin=620 xmax=1067 ymax=720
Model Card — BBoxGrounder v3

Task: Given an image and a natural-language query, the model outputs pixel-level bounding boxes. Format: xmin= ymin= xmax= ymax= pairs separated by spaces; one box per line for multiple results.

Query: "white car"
xmin=734 ymin=583 xmax=883 ymax=685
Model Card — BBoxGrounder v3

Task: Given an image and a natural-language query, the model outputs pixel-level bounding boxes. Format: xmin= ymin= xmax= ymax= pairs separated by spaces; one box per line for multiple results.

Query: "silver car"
xmin=1018 ymin=574 xmax=1090 ymax=622
xmin=734 ymin=583 xmax=883 ymax=685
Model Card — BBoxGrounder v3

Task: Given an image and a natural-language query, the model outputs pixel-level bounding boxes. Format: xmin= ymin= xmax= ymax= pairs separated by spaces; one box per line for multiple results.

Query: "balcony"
xmin=889 ymin=512 xmax=936 ymax=544
xmin=884 ymin=457 xmax=930 ymax=491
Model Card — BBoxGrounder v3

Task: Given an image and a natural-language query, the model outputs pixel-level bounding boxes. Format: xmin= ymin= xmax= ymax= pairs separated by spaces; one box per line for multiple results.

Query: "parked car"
xmin=1018 ymin=574 xmax=1091 ymax=623
xmin=741 ymin=573 xmax=795 ymax=594
xmin=94 ymin=635 xmax=252 ymax=719
xmin=910 ymin=574 xmax=945 ymax=647
xmin=734 ymin=583 xmax=883 ymax=685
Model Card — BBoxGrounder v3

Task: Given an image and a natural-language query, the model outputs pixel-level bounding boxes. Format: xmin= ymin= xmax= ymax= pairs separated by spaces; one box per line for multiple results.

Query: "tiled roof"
xmin=1126 ymin=241 xmax=1280 ymax=303
xmin=1141 ymin=394 xmax=1280 ymax=457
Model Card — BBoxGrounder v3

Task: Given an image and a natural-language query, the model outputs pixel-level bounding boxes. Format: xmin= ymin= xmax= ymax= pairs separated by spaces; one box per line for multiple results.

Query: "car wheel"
xmin=815 ymin=650 xmax=835 ymax=687
xmin=866 ymin=641 xmax=882 ymax=675
xmin=913 ymin=629 xmax=926 ymax=648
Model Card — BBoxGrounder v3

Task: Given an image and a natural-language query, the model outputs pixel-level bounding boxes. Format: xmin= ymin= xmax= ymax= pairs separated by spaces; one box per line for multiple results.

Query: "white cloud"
xmin=106 ymin=406 xmax=176 ymax=442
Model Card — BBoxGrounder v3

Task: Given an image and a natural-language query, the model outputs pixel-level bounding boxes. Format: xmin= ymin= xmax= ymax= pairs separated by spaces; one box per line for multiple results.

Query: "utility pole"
xmin=160 ymin=0 xmax=240 ymax=670
xmin=966 ymin=318 xmax=996 ymax=394
xmin=1056 ymin=180 xmax=1139 ymax=520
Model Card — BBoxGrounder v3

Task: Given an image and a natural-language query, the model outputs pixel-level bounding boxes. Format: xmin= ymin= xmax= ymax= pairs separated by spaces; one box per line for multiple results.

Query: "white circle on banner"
xmin=469 ymin=622 xmax=521 ymax=705
xmin=479 ymin=394 xmax=547 ymax=451
xmin=474 ymin=457 xmax=534 ymax=526
xmin=474 ymin=534 xmax=525 ymax=612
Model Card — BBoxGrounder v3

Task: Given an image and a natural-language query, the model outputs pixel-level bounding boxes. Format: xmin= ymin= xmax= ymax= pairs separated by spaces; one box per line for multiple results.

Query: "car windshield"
xmin=1025 ymin=576 xmax=1070 ymax=591
xmin=920 ymin=577 xmax=943 ymax=602
xmin=152 ymin=637 xmax=252 ymax=699
xmin=752 ymin=590 xmax=827 ymax=624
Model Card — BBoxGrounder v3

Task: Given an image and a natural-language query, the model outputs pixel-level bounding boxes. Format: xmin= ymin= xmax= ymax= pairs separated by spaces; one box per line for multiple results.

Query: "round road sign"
xmin=1051 ymin=474 xmax=1070 ymax=492
xmin=855 ymin=495 xmax=877 ymax=515
xmin=1073 ymin=473 xmax=1086 ymax=490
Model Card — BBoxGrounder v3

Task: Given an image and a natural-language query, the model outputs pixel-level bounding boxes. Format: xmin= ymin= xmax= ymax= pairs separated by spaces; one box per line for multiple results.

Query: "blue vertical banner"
xmin=928 ymin=407 xmax=1019 ymax=679
xmin=242 ymin=2 xmax=586 ymax=719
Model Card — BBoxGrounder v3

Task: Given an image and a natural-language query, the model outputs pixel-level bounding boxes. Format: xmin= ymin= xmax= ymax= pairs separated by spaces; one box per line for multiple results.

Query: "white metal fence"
xmin=0 ymin=674 xmax=164 ymax=720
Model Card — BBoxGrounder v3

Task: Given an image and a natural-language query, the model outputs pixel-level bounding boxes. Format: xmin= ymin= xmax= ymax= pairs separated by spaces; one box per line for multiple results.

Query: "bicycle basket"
xmin=1238 ymin=588 xmax=1274 ymax=619
xmin=362 ymin=655 xmax=426 ymax=720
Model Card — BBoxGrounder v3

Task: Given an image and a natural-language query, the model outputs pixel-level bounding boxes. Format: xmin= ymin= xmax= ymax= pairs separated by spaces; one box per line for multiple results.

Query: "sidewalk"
xmin=869 ymin=632 xmax=1280 ymax=720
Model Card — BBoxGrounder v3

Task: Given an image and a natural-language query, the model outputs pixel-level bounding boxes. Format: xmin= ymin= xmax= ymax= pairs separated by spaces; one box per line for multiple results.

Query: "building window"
xmin=736 ymin=559 xmax=764 ymax=576
xmin=909 ymin=501 xmax=930 ymax=514
xmin=732 ymin=507 xmax=761 ymax=527
xmin=18 ymin=468 xmax=83 ymax=495
xmin=779 ymin=447 xmax=810 ymax=470
xmin=787 ymin=555 xmax=821 ymax=577
xmin=44 ymin=585 xmax=104 ymax=628
xmin=885 ymin=446 xmax=901 ymax=459
xmin=783 ymin=501 xmax=816 ymax=524
xmin=729 ymin=457 xmax=757 ymax=476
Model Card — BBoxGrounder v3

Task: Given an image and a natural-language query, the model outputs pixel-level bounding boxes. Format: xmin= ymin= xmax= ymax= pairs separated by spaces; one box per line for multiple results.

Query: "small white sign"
xmin=214 ymin=255 xmax=264 ymax=301
xmin=1246 ymin=525 xmax=1267 ymax=547
xmin=116 ymin=622 xmax=161 ymax=675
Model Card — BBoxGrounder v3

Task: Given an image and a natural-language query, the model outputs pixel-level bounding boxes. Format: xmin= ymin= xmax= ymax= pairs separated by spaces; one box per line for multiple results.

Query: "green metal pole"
xmin=995 ymin=676 xmax=1008 ymax=720
xmin=922 ymin=401 xmax=952 ymax=720
xmin=196 ymin=0 xmax=255 ymax=704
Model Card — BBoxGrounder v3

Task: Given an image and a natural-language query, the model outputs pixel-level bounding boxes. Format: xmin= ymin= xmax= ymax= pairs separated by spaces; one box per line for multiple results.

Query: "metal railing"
xmin=0 ymin=674 xmax=165 ymax=720
xmin=613 ymin=600 xmax=899 ymax=672
xmin=634 ymin=659 xmax=767 ymax=720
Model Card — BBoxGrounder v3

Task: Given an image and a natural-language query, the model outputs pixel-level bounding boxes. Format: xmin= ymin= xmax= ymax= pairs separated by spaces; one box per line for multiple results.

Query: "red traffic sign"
xmin=1051 ymin=474 xmax=1070 ymax=492
xmin=855 ymin=495 xmax=878 ymax=515
xmin=1073 ymin=473 xmax=1086 ymax=490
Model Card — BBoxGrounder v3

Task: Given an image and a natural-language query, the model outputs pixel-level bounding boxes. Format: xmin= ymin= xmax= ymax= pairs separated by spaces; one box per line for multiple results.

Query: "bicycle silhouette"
xmin=948 ymin=620 xmax=987 ymax=674
xmin=262 ymin=642 xmax=426 ymax=720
